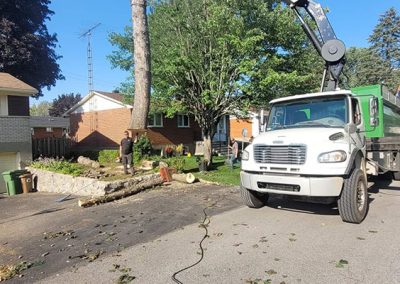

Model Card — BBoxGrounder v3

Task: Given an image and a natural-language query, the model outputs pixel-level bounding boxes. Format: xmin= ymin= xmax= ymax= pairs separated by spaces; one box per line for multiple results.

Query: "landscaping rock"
xmin=28 ymin=168 xmax=162 ymax=197
xmin=77 ymin=156 xmax=100 ymax=169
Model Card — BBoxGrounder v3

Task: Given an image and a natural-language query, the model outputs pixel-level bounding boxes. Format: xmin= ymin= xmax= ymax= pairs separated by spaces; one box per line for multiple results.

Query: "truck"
xmin=239 ymin=0 xmax=400 ymax=223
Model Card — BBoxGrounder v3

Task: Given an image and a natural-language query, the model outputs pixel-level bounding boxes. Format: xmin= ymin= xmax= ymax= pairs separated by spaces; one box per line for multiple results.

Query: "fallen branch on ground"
xmin=78 ymin=176 xmax=164 ymax=207
xmin=198 ymin=178 xmax=221 ymax=186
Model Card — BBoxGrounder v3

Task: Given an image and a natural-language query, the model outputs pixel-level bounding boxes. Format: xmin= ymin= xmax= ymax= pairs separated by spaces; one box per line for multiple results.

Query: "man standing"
xmin=120 ymin=131 xmax=134 ymax=174
xmin=228 ymin=138 xmax=239 ymax=168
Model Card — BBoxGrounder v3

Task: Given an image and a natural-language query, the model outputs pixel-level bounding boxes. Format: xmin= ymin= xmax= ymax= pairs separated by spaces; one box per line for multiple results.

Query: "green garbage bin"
xmin=2 ymin=170 xmax=27 ymax=196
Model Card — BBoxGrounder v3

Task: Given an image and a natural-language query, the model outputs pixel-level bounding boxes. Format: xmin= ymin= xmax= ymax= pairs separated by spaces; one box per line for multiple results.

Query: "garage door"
xmin=0 ymin=152 xmax=18 ymax=194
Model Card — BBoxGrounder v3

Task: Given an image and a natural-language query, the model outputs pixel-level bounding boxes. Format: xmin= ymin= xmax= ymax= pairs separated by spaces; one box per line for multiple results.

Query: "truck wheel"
xmin=393 ymin=172 xmax=400 ymax=181
xmin=338 ymin=169 xmax=368 ymax=224
xmin=239 ymin=185 xmax=268 ymax=208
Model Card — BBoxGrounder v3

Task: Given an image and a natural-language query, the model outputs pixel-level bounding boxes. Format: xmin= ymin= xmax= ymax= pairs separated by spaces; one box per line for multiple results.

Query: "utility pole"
xmin=80 ymin=23 xmax=101 ymax=93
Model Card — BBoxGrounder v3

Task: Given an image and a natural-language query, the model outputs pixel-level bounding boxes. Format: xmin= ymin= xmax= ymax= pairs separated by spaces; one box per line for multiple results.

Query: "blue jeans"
xmin=229 ymin=154 xmax=237 ymax=168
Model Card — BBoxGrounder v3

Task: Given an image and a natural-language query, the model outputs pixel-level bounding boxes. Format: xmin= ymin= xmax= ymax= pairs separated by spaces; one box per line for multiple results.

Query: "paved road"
xmin=0 ymin=182 xmax=241 ymax=283
xmin=39 ymin=178 xmax=400 ymax=284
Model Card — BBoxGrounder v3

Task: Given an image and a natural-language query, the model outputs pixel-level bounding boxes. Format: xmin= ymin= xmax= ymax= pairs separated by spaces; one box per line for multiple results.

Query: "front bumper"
xmin=240 ymin=171 xmax=343 ymax=197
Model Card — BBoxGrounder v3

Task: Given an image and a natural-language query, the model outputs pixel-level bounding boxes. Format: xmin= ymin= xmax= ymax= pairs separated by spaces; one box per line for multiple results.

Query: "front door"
xmin=213 ymin=117 xmax=227 ymax=142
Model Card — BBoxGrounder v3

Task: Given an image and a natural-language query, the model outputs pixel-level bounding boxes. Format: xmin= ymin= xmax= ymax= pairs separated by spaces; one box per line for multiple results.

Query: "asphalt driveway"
xmin=1 ymin=178 xmax=400 ymax=283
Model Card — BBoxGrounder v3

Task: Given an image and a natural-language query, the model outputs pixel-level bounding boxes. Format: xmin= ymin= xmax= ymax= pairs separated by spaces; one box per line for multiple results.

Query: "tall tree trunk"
xmin=130 ymin=0 xmax=151 ymax=129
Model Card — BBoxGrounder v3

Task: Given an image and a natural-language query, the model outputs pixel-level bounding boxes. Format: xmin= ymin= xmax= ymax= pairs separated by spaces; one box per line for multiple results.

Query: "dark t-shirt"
xmin=120 ymin=138 xmax=133 ymax=155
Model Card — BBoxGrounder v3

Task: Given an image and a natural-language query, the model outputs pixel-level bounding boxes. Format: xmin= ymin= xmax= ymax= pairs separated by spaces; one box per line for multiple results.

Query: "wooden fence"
xmin=32 ymin=137 xmax=72 ymax=159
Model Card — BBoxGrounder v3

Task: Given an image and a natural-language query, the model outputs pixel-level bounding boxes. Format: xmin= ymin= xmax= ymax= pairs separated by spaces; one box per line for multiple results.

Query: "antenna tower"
xmin=79 ymin=23 xmax=101 ymax=93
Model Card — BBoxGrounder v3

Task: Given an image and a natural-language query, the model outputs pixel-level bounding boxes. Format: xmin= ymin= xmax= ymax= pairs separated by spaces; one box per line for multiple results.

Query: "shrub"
xmin=134 ymin=134 xmax=152 ymax=162
xmin=30 ymin=157 xmax=85 ymax=176
xmin=167 ymin=156 xmax=186 ymax=173
xmin=98 ymin=150 xmax=119 ymax=164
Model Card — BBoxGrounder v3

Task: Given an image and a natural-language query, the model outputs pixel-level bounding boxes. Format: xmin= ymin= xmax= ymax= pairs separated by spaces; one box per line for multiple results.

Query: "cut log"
xmin=78 ymin=176 xmax=164 ymax=207
xmin=172 ymin=173 xmax=196 ymax=184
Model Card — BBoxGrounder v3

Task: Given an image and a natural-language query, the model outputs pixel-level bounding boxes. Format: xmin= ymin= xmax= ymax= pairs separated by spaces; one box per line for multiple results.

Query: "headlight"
xmin=318 ymin=150 xmax=347 ymax=163
xmin=241 ymin=150 xmax=250 ymax=161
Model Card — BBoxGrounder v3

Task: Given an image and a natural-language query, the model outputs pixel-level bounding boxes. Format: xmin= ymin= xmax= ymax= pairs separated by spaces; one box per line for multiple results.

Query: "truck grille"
xmin=253 ymin=145 xmax=306 ymax=165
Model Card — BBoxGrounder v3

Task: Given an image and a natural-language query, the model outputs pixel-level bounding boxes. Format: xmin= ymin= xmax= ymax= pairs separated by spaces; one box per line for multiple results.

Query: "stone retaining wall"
xmin=28 ymin=168 xmax=161 ymax=197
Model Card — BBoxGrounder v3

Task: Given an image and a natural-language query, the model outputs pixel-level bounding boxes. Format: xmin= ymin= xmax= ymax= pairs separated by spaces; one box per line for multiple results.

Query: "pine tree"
xmin=369 ymin=7 xmax=400 ymax=69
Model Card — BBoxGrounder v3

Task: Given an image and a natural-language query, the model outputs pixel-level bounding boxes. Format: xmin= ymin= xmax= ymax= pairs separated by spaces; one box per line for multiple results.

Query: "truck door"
xmin=351 ymin=98 xmax=366 ymax=150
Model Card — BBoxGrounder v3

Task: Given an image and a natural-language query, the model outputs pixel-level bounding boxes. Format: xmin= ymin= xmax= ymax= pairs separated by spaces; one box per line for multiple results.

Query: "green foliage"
xmin=0 ymin=0 xmax=64 ymax=97
xmin=184 ymin=156 xmax=240 ymax=185
xmin=343 ymin=8 xmax=400 ymax=92
xmin=30 ymin=157 xmax=85 ymax=176
xmin=369 ymin=7 xmax=400 ymax=70
xmin=344 ymin=47 xmax=392 ymax=88
xmin=166 ymin=156 xmax=186 ymax=173
xmin=108 ymin=0 xmax=322 ymax=163
xmin=30 ymin=101 xmax=52 ymax=116
xmin=49 ymin=93 xmax=81 ymax=117
xmin=134 ymin=135 xmax=152 ymax=162
xmin=98 ymin=150 xmax=119 ymax=164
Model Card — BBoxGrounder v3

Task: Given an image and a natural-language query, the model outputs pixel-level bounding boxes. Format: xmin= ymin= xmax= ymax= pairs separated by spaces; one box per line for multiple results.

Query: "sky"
xmin=37 ymin=0 xmax=400 ymax=104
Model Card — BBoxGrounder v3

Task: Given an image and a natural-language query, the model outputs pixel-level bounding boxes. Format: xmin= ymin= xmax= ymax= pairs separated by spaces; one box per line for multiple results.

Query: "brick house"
xmin=64 ymin=91 xmax=229 ymax=154
xmin=0 ymin=72 xmax=38 ymax=193
xmin=30 ymin=116 xmax=70 ymax=139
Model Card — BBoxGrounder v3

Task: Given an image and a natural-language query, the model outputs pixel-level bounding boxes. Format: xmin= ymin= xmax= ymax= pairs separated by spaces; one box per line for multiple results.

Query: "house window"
xmin=148 ymin=113 xmax=163 ymax=127
xmin=177 ymin=114 xmax=190 ymax=128
xmin=46 ymin=127 xmax=53 ymax=132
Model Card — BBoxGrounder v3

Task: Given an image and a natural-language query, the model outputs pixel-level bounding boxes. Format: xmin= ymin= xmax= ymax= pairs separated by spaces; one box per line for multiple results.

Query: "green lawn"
xmin=183 ymin=156 xmax=241 ymax=186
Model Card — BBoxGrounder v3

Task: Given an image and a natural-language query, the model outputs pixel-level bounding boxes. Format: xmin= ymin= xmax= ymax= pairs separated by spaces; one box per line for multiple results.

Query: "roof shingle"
xmin=0 ymin=72 xmax=38 ymax=94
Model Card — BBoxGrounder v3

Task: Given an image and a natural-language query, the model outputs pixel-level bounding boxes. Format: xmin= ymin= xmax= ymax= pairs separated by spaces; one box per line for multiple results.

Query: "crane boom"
xmin=285 ymin=0 xmax=346 ymax=91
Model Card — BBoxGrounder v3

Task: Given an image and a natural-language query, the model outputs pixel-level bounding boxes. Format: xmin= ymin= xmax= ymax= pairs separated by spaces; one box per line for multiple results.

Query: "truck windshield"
xmin=267 ymin=96 xmax=348 ymax=131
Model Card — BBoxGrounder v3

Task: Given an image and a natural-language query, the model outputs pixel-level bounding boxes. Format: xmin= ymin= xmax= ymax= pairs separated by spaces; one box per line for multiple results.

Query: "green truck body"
xmin=352 ymin=85 xmax=400 ymax=139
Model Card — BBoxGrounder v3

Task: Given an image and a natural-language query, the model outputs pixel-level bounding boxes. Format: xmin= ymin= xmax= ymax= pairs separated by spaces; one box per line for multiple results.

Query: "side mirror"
xmin=344 ymin=123 xmax=357 ymax=134
xmin=369 ymin=97 xmax=379 ymax=127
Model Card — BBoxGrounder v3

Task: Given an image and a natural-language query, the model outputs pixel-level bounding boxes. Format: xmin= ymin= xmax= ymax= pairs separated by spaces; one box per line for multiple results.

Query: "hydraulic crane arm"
xmin=285 ymin=0 xmax=346 ymax=91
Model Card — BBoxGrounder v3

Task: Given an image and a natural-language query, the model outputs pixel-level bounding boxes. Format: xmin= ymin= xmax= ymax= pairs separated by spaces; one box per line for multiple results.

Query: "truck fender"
xmin=344 ymin=150 xmax=365 ymax=177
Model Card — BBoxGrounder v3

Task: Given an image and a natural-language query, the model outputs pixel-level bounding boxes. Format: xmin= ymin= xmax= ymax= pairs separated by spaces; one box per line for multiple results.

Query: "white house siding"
xmin=72 ymin=95 xmax=125 ymax=114
xmin=0 ymin=95 xmax=8 ymax=115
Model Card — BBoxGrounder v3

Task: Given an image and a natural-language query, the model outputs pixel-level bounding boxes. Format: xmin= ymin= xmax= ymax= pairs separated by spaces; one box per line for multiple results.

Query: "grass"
xmin=30 ymin=158 xmax=86 ymax=177
xmin=183 ymin=156 xmax=241 ymax=186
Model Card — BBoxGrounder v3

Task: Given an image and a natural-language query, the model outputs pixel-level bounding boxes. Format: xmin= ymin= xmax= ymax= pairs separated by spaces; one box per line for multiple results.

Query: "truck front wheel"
xmin=338 ymin=169 xmax=368 ymax=224
xmin=239 ymin=185 xmax=268 ymax=208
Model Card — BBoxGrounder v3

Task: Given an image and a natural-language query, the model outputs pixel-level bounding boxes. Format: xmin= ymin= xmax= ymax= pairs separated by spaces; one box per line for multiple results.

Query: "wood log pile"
xmin=79 ymin=175 xmax=164 ymax=207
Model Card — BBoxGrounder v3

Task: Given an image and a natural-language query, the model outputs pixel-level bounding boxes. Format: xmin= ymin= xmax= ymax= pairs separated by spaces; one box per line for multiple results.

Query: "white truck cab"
xmin=240 ymin=90 xmax=370 ymax=223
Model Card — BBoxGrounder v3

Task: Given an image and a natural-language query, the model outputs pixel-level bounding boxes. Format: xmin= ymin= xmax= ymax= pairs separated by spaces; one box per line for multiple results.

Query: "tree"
xmin=109 ymin=0 xmax=322 ymax=166
xmin=30 ymin=101 xmax=52 ymax=116
xmin=49 ymin=93 xmax=81 ymax=117
xmin=0 ymin=0 xmax=64 ymax=97
xmin=130 ymin=0 xmax=151 ymax=129
xmin=343 ymin=47 xmax=392 ymax=88
xmin=369 ymin=7 xmax=400 ymax=69
xmin=368 ymin=7 xmax=400 ymax=91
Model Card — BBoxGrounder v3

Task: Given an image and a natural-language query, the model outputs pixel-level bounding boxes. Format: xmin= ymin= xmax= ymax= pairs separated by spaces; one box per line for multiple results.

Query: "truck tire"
xmin=338 ymin=169 xmax=368 ymax=224
xmin=393 ymin=172 xmax=400 ymax=181
xmin=239 ymin=185 xmax=268 ymax=208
